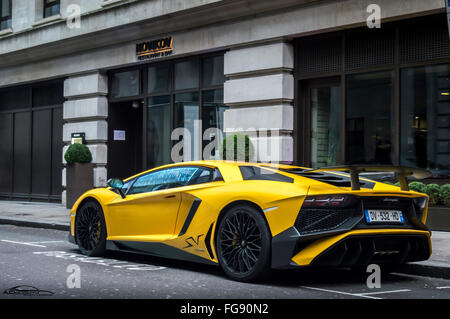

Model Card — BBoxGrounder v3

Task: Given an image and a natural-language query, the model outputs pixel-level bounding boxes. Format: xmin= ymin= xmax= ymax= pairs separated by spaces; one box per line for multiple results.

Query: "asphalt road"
xmin=1 ymin=225 xmax=450 ymax=299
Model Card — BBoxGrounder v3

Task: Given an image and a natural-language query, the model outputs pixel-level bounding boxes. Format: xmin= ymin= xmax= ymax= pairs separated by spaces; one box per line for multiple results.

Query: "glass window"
xmin=128 ymin=166 xmax=202 ymax=194
xmin=189 ymin=167 xmax=221 ymax=185
xmin=111 ymin=70 xmax=140 ymax=98
xmin=310 ymin=85 xmax=341 ymax=168
xmin=401 ymin=64 xmax=450 ymax=172
xmin=174 ymin=59 xmax=199 ymax=90
xmin=148 ymin=65 xmax=170 ymax=93
xmin=346 ymin=71 xmax=394 ymax=164
xmin=44 ymin=0 xmax=60 ymax=18
xmin=202 ymin=89 xmax=228 ymax=159
xmin=121 ymin=178 xmax=135 ymax=194
xmin=147 ymin=95 xmax=171 ymax=168
xmin=0 ymin=0 xmax=12 ymax=30
xmin=174 ymin=92 xmax=200 ymax=161
xmin=203 ymin=56 xmax=224 ymax=87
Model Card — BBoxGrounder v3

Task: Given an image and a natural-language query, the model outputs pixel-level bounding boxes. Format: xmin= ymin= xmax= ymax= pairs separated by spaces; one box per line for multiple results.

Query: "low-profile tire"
xmin=216 ymin=204 xmax=271 ymax=282
xmin=75 ymin=200 xmax=107 ymax=257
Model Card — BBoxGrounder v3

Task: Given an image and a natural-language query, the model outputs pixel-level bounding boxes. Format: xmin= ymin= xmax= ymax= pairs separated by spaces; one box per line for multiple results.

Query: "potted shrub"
xmin=64 ymin=143 xmax=93 ymax=208
xmin=440 ymin=184 xmax=450 ymax=207
xmin=220 ymin=133 xmax=255 ymax=162
xmin=425 ymin=183 xmax=441 ymax=206
xmin=408 ymin=181 xmax=427 ymax=194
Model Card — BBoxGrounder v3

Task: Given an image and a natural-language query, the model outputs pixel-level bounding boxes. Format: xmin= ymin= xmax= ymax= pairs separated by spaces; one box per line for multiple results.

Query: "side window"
xmin=121 ymin=178 xmax=135 ymax=194
xmin=188 ymin=167 xmax=213 ymax=185
xmin=128 ymin=166 xmax=200 ymax=195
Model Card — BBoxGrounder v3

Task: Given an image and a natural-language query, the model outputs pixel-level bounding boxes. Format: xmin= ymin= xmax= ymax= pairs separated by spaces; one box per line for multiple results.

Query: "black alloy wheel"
xmin=216 ymin=205 xmax=271 ymax=282
xmin=75 ymin=200 xmax=107 ymax=256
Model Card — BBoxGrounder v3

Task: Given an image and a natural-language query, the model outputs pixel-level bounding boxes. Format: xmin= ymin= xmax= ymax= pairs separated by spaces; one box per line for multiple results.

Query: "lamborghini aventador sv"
xmin=68 ymin=161 xmax=432 ymax=282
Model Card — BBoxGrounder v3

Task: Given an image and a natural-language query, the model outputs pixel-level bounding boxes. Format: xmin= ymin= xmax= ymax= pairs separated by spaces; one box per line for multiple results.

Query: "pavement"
xmin=0 ymin=200 xmax=449 ymax=280
xmin=0 ymin=201 xmax=70 ymax=231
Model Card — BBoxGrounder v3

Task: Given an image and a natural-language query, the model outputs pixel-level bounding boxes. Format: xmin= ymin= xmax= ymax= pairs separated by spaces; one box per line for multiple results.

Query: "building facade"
xmin=0 ymin=0 xmax=449 ymax=204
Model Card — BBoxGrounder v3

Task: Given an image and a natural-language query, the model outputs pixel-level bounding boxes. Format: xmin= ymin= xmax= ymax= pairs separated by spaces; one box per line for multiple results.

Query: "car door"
xmin=106 ymin=166 xmax=203 ymax=240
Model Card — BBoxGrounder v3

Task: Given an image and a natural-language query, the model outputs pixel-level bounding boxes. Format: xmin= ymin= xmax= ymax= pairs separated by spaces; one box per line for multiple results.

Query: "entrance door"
xmin=302 ymin=78 xmax=342 ymax=168
xmin=108 ymin=101 xmax=143 ymax=180
xmin=0 ymin=81 xmax=63 ymax=202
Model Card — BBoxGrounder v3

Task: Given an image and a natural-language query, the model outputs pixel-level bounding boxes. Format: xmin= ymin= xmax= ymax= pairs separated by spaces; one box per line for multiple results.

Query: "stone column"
xmin=223 ymin=41 xmax=294 ymax=164
xmin=62 ymin=72 xmax=108 ymax=206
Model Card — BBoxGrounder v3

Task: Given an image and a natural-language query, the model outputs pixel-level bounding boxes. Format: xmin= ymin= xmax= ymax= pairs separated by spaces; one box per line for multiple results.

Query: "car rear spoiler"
xmin=304 ymin=165 xmax=431 ymax=191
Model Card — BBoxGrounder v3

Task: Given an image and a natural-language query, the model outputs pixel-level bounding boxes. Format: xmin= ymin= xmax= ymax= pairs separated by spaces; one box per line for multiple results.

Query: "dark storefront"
xmin=295 ymin=14 xmax=450 ymax=178
xmin=107 ymin=53 xmax=227 ymax=180
xmin=0 ymin=80 xmax=64 ymax=202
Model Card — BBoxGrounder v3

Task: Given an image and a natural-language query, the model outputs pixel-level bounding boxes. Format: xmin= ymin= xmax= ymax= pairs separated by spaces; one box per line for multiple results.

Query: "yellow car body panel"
xmin=69 ymin=160 xmax=432 ymax=269
xmin=291 ymin=229 xmax=432 ymax=266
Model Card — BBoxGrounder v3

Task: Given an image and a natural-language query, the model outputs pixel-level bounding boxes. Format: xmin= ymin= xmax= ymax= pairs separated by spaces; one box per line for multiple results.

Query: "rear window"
xmin=278 ymin=168 xmax=375 ymax=189
xmin=239 ymin=166 xmax=294 ymax=183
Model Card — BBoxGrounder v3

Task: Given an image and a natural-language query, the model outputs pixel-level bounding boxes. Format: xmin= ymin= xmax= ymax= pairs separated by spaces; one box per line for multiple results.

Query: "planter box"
xmin=426 ymin=206 xmax=450 ymax=232
xmin=66 ymin=163 xmax=94 ymax=209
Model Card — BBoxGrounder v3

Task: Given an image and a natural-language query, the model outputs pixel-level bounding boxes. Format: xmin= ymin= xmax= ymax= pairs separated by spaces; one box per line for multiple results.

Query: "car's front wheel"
xmin=75 ymin=200 xmax=107 ymax=257
xmin=216 ymin=204 xmax=271 ymax=282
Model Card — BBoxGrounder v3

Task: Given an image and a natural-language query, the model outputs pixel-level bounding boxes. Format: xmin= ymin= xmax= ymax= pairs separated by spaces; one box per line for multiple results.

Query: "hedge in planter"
xmin=220 ymin=133 xmax=255 ymax=162
xmin=64 ymin=144 xmax=93 ymax=209
xmin=408 ymin=181 xmax=427 ymax=194
xmin=440 ymin=184 xmax=450 ymax=207
xmin=64 ymin=143 xmax=93 ymax=164
xmin=425 ymin=183 xmax=441 ymax=206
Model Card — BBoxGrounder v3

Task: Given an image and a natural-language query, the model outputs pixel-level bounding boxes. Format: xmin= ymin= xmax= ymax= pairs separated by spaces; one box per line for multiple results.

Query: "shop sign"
xmin=136 ymin=37 xmax=173 ymax=61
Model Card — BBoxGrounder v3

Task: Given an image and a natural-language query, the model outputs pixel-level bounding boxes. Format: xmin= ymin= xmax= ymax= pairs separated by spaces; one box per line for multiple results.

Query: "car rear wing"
xmin=304 ymin=165 xmax=431 ymax=191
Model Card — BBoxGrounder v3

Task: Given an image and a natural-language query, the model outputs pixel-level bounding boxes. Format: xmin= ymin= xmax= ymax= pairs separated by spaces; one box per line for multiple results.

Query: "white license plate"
xmin=365 ymin=210 xmax=404 ymax=224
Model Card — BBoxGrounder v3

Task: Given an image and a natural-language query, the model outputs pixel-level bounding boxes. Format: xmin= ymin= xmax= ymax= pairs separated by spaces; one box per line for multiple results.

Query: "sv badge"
xmin=183 ymin=234 xmax=204 ymax=249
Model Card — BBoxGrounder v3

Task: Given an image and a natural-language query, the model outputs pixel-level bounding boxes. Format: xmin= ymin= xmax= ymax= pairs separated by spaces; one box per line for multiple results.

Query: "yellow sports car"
xmin=68 ymin=161 xmax=432 ymax=282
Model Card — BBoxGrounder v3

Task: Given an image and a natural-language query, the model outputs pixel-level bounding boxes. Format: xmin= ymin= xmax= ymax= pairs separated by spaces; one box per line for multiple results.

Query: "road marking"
xmin=359 ymin=289 xmax=411 ymax=296
xmin=1 ymin=240 xmax=46 ymax=248
xmin=28 ymin=241 xmax=65 ymax=244
xmin=33 ymin=251 xmax=167 ymax=271
xmin=436 ymin=286 xmax=450 ymax=289
xmin=300 ymin=286 xmax=381 ymax=299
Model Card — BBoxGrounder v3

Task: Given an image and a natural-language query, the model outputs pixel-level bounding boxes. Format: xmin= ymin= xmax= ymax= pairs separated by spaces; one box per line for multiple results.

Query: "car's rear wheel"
xmin=75 ymin=200 xmax=107 ymax=257
xmin=216 ymin=204 xmax=271 ymax=282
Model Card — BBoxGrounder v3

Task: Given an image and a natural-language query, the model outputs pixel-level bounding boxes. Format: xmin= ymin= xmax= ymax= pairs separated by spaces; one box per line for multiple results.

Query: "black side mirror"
xmin=107 ymin=178 xmax=126 ymax=198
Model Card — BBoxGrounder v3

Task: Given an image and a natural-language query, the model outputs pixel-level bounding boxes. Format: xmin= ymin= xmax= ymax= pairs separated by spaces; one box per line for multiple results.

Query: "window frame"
xmin=0 ymin=0 xmax=12 ymax=31
xmin=43 ymin=0 xmax=60 ymax=19
xmin=107 ymin=52 xmax=226 ymax=170
xmin=125 ymin=165 xmax=222 ymax=195
xmin=294 ymin=14 xmax=450 ymax=176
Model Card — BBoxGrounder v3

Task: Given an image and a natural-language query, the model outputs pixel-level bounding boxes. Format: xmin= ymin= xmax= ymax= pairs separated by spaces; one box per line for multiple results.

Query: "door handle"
xmin=164 ymin=195 xmax=176 ymax=199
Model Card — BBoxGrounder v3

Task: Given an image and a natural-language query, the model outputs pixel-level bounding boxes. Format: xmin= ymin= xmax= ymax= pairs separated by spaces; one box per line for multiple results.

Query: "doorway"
xmin=0 ymin=81 xmax=63 ymax=202
xmin=107 ymin=101 xmax=143 ymax=180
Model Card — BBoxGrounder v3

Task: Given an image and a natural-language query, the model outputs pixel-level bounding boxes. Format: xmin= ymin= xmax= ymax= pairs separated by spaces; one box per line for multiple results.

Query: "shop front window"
xmin=202 ymin=89 xmax=227 ymax=159
xmin=143 ymin=54 xmax=227 ymax=168
xmin=310 ymin=85 xmax=341 ymax=168
xmin=401 ymin=65 xmax=450 ymax=172
xmin=203 ymin=56 xmax=225 ymax=87
xmin=147 ymin=96 xmax=171 ymax=168
xmin=346 ymin=71 xmax=395 ymax=164
xmin=174 ymin=92 xmax=200 ymax=161
xmin=111 ymin=70 xmax=140 ymax=98
xmin=174 ymin=60 xmax=199 ymax=90
xmin=148 ymin=65 xmax=170 ymax=94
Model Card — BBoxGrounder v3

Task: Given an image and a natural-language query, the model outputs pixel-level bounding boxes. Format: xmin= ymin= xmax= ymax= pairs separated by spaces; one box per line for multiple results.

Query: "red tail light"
xmin=302 ymin=194 xmax=357 ymax=208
